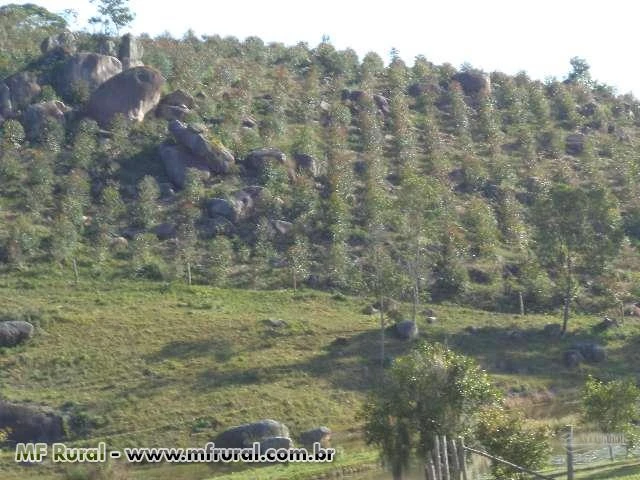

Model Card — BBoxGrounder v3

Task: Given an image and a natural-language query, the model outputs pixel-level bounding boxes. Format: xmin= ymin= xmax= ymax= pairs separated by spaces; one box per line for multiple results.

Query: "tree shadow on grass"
xmin=146 ymin=338 xmax=235 ymax=362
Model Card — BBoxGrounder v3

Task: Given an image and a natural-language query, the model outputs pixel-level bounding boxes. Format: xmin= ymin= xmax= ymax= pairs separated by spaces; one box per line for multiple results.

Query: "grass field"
xmin=1 ymin=268 xmax=640 ymax=479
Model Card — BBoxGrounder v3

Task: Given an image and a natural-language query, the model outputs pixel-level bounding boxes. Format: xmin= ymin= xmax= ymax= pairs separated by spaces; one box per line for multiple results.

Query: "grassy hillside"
xmin=1 ymin=273 xmax=639 ymax=478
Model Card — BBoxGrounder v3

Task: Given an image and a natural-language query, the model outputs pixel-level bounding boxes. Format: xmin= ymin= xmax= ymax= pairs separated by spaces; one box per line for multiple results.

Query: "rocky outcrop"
xmin=86 ymin=66 xmax=164 ymax=126
xmin=40 ymin=31 xmax=77 ymax=56
xmin=168 ymin=120 xmax=234 ymax=174
xmin=159 ymin=144 xmax=211 ymax=189
xmin=300 ymin=427 xmax=331 ymax=448
xmin=0 ymin=320 xmax=34 ymax=347
xmin=23 ymin=100 xmax=70 ymax=141
xmin=395 ymin=320 xmax=418 ymax=340
xmin=206 ymin=187 xmax=264 ymax=223
xmin=293 ymin=153 xmax=317 ymax=175
xmin=96 ymin=37 xmax=117 ymax=56
xmin=0 ymin=401 xmax=64 ymax=443
xmin=214 ymin=419 xmax=289 ymax=448
xmin=565 ymin=133 xmax=585 ymax=155
xmin=119 ymin=34 xmax=144 ymax=70
xmin=244 ymin=148 xmax=295 ymax=179
xmin=156 ymin=90 xmax=195 ymax=121
xmin=1 ymin=71 xmax=41 ymax=117
xmin=56 ymin=53 xmax=122 ymax=100
xmin=259 ymin=436 xmax=293 ymax=451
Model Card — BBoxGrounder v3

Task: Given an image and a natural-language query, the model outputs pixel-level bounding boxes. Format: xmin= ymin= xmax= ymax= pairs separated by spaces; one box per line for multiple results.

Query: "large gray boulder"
xmin=40 ymin=31 xmax=77 ymax=56
xmin=119 ymin=34 xmax=144 ymax=70
xmin=168 ymin=120 xmax=234 ymax=174
xmin=0 ymin=401 xmax=64 ymax=443
xmin=0 ymin=320 xmax=34 ymax=347
xmin=2 ymin=71 xmax=41 ymax=116
xmin=23 ymin=100 xmax=70 ymax=141
xmin=156 ymin=89 xmax=195 ymax=121
xmin=86 ymin=66 xmax=164 ymax=126
xmin=572 ymin=343 xmax=606 ymax=363
xmin=56 ymin=53 xmax=122 ymax=100
xmin=395 ymin=320 xmax=418 ymax=340
xmin=244 ymin=148 xmax=292 ymax=177
xmin=207 ymin=198 xmax=238 ymax=222
xmin=259 ymin=436 xmax=293 ymax=452
xmin=159 ymin=143 xmax=211 ymax=189
xmin=565 ymin=133 xmax=585 ymax=155
xmin=300 ymin=426 xmax=331 ymax=448
xmin=214 ymin=419 xmax=289 ymax=448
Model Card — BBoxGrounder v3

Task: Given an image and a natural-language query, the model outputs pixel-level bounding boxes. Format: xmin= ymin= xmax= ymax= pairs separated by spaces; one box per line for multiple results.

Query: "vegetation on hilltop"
xmin=1 ymin=4 xmax=639 ymax=326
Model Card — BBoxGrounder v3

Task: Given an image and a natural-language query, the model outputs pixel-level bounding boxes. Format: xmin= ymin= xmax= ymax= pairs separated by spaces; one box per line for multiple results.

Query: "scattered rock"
xmin=300 ymin=426 xmax=331 ymax=448
xmin=542 ymin=323 xmax=562 ymax=338
xmin=206 ymin=198 xmax=238 ymax=222
xmin=152 ymin=223 xmax=176 ymax=240
xmin=118 ymin=33 xmax=144 ymax=70
xmin=293 ymin=153 xmax=317 ymax=175
xmin=372 ymin=94 xmax=390 ymax=116
xmin=465 ymin=325 xmax=479 ymax=334
xmin=333 ymin=336 xmax=349 ymax=346
xmin=40 ymin=31 xmax=77 ymax=55
xmin=56 ymin=53 xmax=122 ymax=100
xmin=572 ymin=343 xmax=606 ymax=363
xmin=426 ymin=316 xmax=437 ymax=324
xmin=168 ymin=120 xmax=234 ymax=174
xmin=271 ymin=219 xmax=293 ymax=236
xmin=362 ymin=305 xmax=378 ymax=315
xmin=565 ymin=133 xmax=585 ymax=155
xmin=0 ymin=401 xmax=64 ymax=443
xmin=159 ymin=143 xmax=212 ymax=189
xmin=593 ymin=316 xmax=620 ymax=333
xmin=161 ymin=89 xmax=195 ymax=109
xmin=86 ymin=66 xmax=164 ymax=127
xmin=156 ymin=90 xmax=195 ymax=121
xmin=109 ymin=236 xmax=129 ymax=250
xmin=244 ymin=148 xmax=292 ymax=177
xmin=232 ymin=186 xmax=263 ymax=219
xmin=0 ymin=320 xmax=34 ymax=347
xmin=563 ymin=349 xmax=584 ymax=368
xmin=395 ymin=320 xmax=418 ymax=340
xmin=241 ymin=115 xmax=257 ymax=128
xmin=214 ymin=419 xmax=289 ymax=448
xmin=264 ymin=319 xmax=287 ymax=329
xmin=452 ymin=71 xmax=491 ymax=95
xmin=22 ymin=100 xmax=70 ymax=141
xmin=259 ymin=436 xmax=292 ymax=451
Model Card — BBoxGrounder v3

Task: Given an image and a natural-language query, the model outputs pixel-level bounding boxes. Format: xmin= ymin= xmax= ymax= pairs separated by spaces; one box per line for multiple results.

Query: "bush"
xmin=476 ymin=406 xmax=551 ymax=479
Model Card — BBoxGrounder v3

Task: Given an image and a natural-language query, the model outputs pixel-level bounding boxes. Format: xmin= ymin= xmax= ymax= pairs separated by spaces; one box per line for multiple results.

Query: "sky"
xmin=27 ymin=0 xmax=640 ymax=97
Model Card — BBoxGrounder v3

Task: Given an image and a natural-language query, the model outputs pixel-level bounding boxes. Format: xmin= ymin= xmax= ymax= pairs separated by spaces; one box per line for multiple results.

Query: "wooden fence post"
xmin=458 ymin=438 xmax=468 ymax=480
xmin=434 ymin=436 xmax=442 ymax=480
xmin=442 ymin=434 xmax=450 ymax=480
xmin=450 ymin=438 xmax=460 ymax=480
xmin=567 ymin=425 xmax=574 ymax=480
xmin=426 ymin=457 xmax=436 ymax=480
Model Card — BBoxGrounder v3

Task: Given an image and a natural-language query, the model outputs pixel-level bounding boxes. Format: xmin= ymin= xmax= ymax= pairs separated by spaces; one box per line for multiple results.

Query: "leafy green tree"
xmin=582 ymin=376 xmax=640 ymax=450
xmin=461 ymin=197 xmax=500 ymax=258
xmin=89 ymin=0 xmax=134 ymax=34
xmin=476 ymin=406 xmax=551 ymax=479
xmin=566 ymin=57 xmax=592 ymax=85
xmin=132 ymin=176 xmax=160 ymax=228
xmin=533 ymin=184 xmax=623 ymax=334
xmin=449 ymin=81 xmax=472 ymax=150
xmin=361 ymin=343 xmax=498 ymax=479
xmin=285 ymin=234 xmax=310 ymax=291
